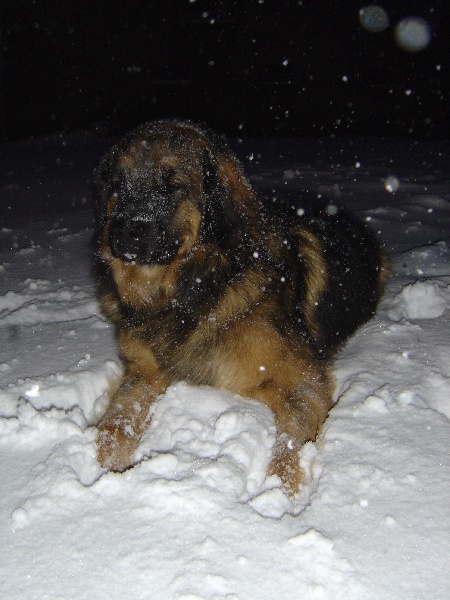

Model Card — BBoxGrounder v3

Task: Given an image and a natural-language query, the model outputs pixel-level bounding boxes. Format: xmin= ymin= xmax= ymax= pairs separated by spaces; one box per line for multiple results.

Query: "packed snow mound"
xmin=388 ymin=279 xmax=450 ymax=320
xmin=135 ymin=384 xmax=277 ymax=501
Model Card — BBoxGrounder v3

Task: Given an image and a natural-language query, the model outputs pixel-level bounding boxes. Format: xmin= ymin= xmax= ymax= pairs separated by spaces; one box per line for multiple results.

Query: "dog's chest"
xmin=147 ymin=312 xmax=230 ymax=386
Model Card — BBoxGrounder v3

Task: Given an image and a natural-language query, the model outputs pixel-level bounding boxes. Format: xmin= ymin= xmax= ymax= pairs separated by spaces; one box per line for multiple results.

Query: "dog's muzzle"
xmin=109 ymin=217 xmax=180 ymax=265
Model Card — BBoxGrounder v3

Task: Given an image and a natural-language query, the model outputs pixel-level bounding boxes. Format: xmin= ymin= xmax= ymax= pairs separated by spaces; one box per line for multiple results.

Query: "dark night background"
xmin=1 ymin=0 xmax=448 ymax=142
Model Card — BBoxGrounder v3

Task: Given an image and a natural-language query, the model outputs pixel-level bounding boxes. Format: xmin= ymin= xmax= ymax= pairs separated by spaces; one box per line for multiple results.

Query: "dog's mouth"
xmin=109 ymin=218 xmax=180 ymax=265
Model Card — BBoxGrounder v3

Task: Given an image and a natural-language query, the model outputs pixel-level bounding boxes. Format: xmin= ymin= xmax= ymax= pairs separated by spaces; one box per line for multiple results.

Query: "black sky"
xmin=1 ymin=0 xmax=448 ymax=141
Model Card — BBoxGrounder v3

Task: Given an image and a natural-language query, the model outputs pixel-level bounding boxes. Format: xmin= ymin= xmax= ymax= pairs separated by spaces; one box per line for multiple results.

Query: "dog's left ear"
xmin=200 ymin=149 xmax=240 ymax=249
xmin=202 ymin=149 xmax=227 ymax=200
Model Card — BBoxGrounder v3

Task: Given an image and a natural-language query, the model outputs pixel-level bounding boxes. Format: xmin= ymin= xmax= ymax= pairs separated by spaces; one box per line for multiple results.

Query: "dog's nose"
xmin=108 ymin=216 xmax=177 ymax=264
xmin=109 ymin=218 xmax=146 ymax=261
xmin=112 ymin=218 xmax=146 ymax=243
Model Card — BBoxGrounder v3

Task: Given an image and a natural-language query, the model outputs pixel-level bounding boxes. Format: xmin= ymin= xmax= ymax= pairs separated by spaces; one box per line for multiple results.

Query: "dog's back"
xmin=260 ymin=194 xmax=387 ymax=355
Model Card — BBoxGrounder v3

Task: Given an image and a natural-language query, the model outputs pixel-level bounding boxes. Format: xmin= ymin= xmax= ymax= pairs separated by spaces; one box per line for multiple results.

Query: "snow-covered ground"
xmin=1 ymin=132 xmax=449 ymax=599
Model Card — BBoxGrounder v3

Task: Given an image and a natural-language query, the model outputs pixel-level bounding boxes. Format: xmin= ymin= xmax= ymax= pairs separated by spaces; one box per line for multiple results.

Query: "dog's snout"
xmin=113 ymin=218 xmax=146 ymax=242
xmin=109 ymin=217 xmax=146 ymax=262
xmin=108 ymin=215 xmax=178 ymax=265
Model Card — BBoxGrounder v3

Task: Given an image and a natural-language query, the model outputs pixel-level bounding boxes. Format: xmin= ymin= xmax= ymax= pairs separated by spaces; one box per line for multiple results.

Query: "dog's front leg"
xmin=247 ymin=374 xmax=333 ymax=496
xmin=268 ymin=388 xmax=332 ymax=495
xmin=97 ymin=374 xmax=169 ymax=472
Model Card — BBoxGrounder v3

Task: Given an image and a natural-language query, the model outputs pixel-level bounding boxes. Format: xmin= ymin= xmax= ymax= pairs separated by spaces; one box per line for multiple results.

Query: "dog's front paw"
xmin=268 ymin=435 xmax=303 ymax=496
xmin=97 ymin=416 xmax=138 ymax=472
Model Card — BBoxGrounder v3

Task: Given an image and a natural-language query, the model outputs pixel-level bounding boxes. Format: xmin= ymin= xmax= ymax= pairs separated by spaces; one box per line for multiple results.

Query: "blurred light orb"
xmin=359 ymin=6 xmax=390 ymax=33
xmin=326 ymin=204 xmax=338 ymax=216
xmin=395 ymin=17 xmax=431 ymax=52
xmin=385 ymin=175 xmax=400 ymax=193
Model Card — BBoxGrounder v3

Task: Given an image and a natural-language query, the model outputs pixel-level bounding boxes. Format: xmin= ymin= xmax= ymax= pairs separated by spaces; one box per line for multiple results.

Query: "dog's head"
xmin=95 ymin=120 xmax=256 ymax=268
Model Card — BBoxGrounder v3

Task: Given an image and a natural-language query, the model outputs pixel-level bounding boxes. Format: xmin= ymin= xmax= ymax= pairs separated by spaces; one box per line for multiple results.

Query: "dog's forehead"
xmin=118 ymin=139 xmax=204 ymax=174
xmin=117 ymin=131 xmax=208 ymax=173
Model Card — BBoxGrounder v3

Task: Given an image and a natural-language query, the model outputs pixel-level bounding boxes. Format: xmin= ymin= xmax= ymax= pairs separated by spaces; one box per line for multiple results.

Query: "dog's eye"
xmin=166 ymin=179 xmax=186 ymax=192
xmin=161 ymin=168 xmax=186 ymax=192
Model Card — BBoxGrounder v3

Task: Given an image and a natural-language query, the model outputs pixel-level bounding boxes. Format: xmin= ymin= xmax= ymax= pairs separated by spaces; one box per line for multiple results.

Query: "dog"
xmin=94 ymin=120 xmax=388 ymax=494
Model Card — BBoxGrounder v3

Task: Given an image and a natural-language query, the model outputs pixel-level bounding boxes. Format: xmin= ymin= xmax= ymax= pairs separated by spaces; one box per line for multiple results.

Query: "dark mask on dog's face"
xmin=108 ymin=169 xmax=183 ymax=265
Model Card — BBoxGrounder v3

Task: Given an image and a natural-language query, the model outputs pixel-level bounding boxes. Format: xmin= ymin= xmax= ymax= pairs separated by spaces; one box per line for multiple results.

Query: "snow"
xmin=1 ymin=133 xmax=449 ymax=599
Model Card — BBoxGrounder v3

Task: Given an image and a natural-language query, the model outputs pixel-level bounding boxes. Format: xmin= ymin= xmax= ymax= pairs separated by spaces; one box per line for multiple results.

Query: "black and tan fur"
xmin=94 ymin=120 xmax=388 ymax=494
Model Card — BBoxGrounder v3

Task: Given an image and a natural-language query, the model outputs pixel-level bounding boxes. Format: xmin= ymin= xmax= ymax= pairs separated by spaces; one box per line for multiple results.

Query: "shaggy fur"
xmin=94 ymin=120 xmax=388 ymax=494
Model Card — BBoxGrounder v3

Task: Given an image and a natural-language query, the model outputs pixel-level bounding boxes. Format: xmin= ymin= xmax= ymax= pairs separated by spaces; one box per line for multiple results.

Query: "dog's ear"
xmin=214 ymin=148 xmax=258 ymax=222
xmin=200 ymin=148 xmax=240 ymax=249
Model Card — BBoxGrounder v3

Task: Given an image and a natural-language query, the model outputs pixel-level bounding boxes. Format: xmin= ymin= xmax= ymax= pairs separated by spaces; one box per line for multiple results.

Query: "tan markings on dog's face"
xmin=172 ymin=199 xmax=202 ymax=257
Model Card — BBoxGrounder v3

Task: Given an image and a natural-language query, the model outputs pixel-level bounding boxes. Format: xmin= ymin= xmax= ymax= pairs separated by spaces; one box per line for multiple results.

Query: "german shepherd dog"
xmin=95 ymin=120 xmax=388 ymax=494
